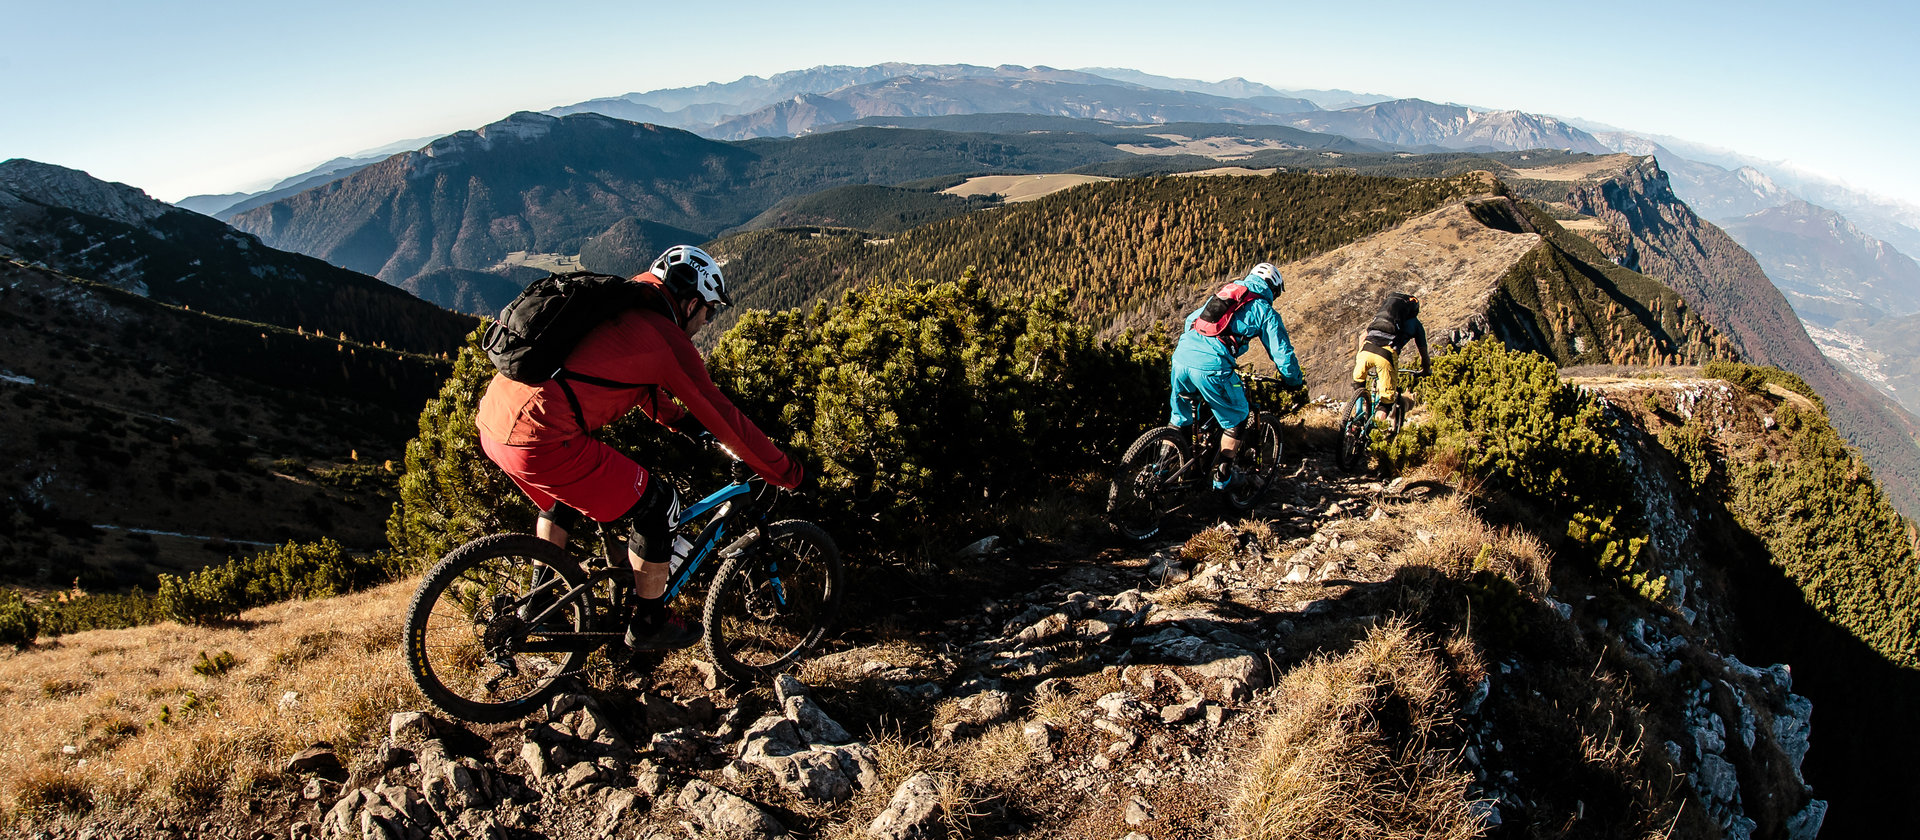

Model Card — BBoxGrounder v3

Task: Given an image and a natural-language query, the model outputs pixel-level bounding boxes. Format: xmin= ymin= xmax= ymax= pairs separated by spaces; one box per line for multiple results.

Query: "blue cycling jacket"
xmin=1170 ymin=272 xmax=1303 ymax=385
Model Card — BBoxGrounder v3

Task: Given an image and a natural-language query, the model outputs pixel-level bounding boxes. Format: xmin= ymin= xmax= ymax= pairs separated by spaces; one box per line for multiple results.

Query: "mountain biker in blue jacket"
xmin=1169 ymin=263 xmax=1305 ymax=489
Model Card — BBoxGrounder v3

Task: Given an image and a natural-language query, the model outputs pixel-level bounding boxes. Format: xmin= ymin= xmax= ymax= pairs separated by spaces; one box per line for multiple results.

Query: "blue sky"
xmin=3 ymin=0 xmax=1915 ymax=209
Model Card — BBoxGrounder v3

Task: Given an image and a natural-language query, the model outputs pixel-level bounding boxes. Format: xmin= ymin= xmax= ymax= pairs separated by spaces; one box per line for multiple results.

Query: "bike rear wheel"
xmin=1336 ymin=395 xmax=1373 ymax=472
xmin=404 ymin=534 xmax=591 ymax=723
xmin=702 ymin=520 xmax=843 ymax=686
xmin=1107 ymin=426 xmax=1192 ymax=540
xmin=1226 ymin=413 xmax=1284 ymax=511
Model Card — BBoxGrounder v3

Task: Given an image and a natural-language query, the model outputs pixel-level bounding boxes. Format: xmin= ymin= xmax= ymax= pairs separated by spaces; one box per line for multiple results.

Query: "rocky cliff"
xmin=1556 ymin=156 xmax=1920 ymax=518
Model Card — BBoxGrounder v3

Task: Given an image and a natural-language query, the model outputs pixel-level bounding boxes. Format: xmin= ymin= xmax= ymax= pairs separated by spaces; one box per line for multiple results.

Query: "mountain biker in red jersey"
xmin=475 ymin=246 xmax=803 ymax=651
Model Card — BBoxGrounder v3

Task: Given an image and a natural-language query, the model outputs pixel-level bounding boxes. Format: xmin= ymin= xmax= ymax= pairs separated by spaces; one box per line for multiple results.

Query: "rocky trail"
xmin=253 ymin=453 xmax=1444 ymax=840
xmin=42 ymin=395 xmax=1826 ymax=840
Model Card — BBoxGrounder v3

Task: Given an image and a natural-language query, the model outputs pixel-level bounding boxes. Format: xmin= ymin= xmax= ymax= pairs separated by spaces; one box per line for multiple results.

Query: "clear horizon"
xmin=2 ymin=1 xmax=1915 ymax=215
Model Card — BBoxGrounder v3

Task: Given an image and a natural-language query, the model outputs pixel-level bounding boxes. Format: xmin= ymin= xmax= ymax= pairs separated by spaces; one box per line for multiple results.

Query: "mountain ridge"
xmin=0 ymin=159 xmax=474 ymax=355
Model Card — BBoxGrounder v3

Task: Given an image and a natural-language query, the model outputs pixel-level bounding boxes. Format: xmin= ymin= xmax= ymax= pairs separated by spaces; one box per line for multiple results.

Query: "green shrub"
xmin=386 ymin=276 xmax=1169 ymax=561
xmin=706 ymin=273 xmax=1168 ymax=546
xmin=156 ymin=538 xmax=371 ymax=626
xmin=0 ymin=588 xmax=39 ymax=647
xmin=1386 ymin=340 xmax=1622 ymax=505
xmin=34 ymin=589 xmax=165 ymax=636
xmin=1387 ymin=340 xmax=1666 ymax=600
xmin=1703 ymin=359 xmax=1824 ymax=411
xmin=192 ymin=650 xmax=237 ymax=677
xmin=1724 ymin=398 xmax=1920 ymax=666
xmin=386 ymin=326 xmax=531 ymax=569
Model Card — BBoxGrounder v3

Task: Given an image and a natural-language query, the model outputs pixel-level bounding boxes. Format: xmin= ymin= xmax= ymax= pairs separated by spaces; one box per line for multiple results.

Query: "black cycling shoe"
xmin=625 ymin=614 xmax=702 ymax=651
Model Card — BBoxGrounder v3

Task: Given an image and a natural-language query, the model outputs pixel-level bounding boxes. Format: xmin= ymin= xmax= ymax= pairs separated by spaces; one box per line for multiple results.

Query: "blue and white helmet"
xmin=650 ymin=245 xmax=730 ymax=308
xmin=1247 ymin=262 xmax=1283 ymax=295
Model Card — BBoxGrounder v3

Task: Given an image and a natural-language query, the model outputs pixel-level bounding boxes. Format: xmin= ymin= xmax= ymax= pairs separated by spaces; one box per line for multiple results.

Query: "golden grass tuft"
xmin=1229 ymin=619 xmax=1483 ymax=840
xmin=1179 ymin=524 xmax=1239 ymax=565
xmin=0 ymin=580 xmax=424 ymax=823
xmin=1395 ymin=493 xmax=1550 ymax=593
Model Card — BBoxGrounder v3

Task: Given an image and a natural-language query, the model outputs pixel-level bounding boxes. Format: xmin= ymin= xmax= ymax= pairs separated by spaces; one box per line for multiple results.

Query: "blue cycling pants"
xmin=1169 ymin=365 xmax=1249 ymax=431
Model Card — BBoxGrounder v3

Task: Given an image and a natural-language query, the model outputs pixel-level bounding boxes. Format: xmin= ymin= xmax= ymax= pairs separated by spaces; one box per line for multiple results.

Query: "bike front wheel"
xmin=702 ymin=520 xmax=843 ymax=686
xmin=1107 ymin=426 xmax=1192 ymax=540
xmin=1226 ymin=413 xmax=1284 ymax=511
xmin=1335 ymin=395 xmax=1373 ymax=473
xmin=403 ymin=534 xmax=591 ymax=724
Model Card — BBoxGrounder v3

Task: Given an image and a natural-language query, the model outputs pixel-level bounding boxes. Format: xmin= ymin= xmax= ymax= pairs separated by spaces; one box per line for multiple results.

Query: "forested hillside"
xmin=0 ymin=160 xmax=473 ymax=355
xmin=227 ymin=113 xmax=1155 ymax=313
xmin=0 ymin=259 xmax=451 ymax=593
xmin=715 ymin=170 xmax=1488 ymax=327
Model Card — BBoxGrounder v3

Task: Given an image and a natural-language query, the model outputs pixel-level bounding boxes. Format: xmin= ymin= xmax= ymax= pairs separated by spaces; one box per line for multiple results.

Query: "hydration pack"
xmin=482 ymin=271 xmax=673 ymax=385
xmin=1193 ymin=282 xmax=1266 ymax=351
xmin=1361 ymin=292 xmax=1420 ymax=353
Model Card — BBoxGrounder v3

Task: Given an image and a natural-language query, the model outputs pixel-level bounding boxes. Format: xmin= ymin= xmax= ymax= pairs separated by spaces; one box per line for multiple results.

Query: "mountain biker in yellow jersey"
xmin=475 ymin=246 xmax=803 ymax=652
xmin=1169 ymin=263 xmax=1305 ymax=490
xmin=1352 ymin=291 xmax=1432 ymax=424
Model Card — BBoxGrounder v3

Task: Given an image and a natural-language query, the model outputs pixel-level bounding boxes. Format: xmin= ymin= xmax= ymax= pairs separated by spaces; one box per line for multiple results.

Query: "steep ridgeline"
xmin=0 ymin=258 xmax=452 ymax=592
xmin=1557 ymin=157 xmax=1920 ymax=517
xmin=0 ymin=159 xmax=473 ymax=355
xmin=226 ymin=112 xmax=1145 ymax=315
xmin=709 ymin=170 xmax=1729 ymax=395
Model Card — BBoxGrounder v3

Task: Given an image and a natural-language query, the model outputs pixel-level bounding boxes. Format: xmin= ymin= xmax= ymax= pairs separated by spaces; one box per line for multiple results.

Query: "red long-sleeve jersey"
xmin=476 ymin=304 xmax=801 ymax=489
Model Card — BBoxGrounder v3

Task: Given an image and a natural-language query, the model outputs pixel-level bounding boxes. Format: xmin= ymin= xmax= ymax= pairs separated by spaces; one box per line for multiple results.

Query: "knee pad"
xmin=537 ymin=502 xmax=582 ymax=533
xmin=618 ymin=479 xmax=678 ymax=562
xmin=1223 ymin=418 xmax=1255 ymax=443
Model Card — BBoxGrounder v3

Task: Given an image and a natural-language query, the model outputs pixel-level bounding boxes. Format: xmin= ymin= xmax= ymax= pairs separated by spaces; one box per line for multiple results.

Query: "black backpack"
xmin=482 ymin=271 xmax=673 ymax=385
xmin=1361 ymin=292 xmax=1420 ymax=352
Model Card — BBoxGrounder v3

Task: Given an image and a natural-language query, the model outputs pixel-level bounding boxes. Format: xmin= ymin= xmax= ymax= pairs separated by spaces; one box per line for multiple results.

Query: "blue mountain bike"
xmin=403 ymin=445 xmax=842 ymax=723
xmin=1106 ymin=372 xmax=1288 ymax=540
xmin=1336 ymin=367 xmax=1424 ymax=472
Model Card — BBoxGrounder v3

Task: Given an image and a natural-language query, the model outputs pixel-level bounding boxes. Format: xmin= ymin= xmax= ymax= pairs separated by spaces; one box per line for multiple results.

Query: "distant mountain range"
xmin=175 ymin=136 xmax=442 ymax=219
xmin=167 ymin=61 xmax=1920 ymax=416
xmin=223 ymin=112 xmax=1204 ymax=313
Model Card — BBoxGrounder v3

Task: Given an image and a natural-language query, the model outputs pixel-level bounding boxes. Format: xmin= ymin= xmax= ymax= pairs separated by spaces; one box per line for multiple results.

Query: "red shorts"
xmin=479 ymin=430 xmax=652 ymax=522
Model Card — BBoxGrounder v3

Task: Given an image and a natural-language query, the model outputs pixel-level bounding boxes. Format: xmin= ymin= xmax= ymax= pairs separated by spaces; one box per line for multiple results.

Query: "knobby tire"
xmin=1107 ymin=426 xmax=1191 ymax=540
xmin=403 ymin=534 xmax=591 ymax=724
xmin=1337 ymin=395 xmax=1372 ymax=472
xmin=1226 ymin=414 xmax=1284 ymax=511
xmin=702 ymin=520 xmax=843 ymax=686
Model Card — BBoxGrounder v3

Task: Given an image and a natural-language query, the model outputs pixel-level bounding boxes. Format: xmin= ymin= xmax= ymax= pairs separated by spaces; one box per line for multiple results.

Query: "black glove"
xmin=668 ymin=415 xmax=709 ymax=441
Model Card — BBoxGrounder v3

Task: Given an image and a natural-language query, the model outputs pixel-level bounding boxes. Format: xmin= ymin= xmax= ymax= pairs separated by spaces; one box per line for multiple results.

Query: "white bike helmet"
xmin=1248 ymin=262 xmax=1283 ymax=295
xmin=650 ymin=245 xmax=731 ymax=309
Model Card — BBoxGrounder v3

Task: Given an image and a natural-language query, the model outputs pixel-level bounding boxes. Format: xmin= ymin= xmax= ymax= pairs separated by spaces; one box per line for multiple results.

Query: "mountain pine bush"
xmin=708 ymin=273 xmax=1168 ymax=546
xmin=0 ymin=588 xmax=38 ymax=648
xmin=1688 ymin=363 xmax=1920 ymax=666
xmin=155 ymin=538 xmax=371 ymax=625
xmin=385 ymin=327 xmax=534 ymax=567
xmin=1385 ymin=340 xmax=1666 ymax=599
xmin=386 ymin=275 xmax=1170 ymax=562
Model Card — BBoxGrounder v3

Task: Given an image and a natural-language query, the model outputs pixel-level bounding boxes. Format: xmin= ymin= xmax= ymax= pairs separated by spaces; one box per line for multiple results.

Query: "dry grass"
xmin=1229 ymin=619 xmax=1483 ymax=840
xmin=0 ymin=580 xmax=422 ymax=824
xmin=1179 ymin=525 xmax=1240 ymax=566
xmin=1394 ymin=493 xmax=1550 ymax=593
xmin=819 ymin=717 xmax=1034 ymax=840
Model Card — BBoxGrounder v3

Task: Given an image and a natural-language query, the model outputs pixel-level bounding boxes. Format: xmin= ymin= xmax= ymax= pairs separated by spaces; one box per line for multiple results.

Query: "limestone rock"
xmin=675 ymin=780 xmax=786 ymax=838
xmin=776 ymin=674 xmax=856 ymax=745
xmin=867 ymin=772 xmax=943 ymax=840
